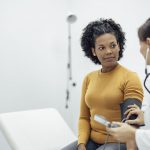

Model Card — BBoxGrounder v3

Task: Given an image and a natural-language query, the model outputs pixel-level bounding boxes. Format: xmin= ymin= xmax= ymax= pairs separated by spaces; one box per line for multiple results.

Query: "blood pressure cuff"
xmin=120 ymin=98 xmax=142 ymax=122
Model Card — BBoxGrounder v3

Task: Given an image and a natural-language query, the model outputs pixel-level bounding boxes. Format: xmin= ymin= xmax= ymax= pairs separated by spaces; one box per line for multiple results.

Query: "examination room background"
xmin=0 ymin=0 xmax=149 ymax=149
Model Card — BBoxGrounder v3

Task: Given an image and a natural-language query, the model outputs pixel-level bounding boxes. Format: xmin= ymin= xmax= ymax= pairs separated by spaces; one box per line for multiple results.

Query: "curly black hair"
xmin=81 ymin=18 xmax=126 ymax=64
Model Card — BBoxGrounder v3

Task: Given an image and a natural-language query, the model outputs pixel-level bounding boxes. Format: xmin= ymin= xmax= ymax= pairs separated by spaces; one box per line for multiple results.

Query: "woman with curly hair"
xmin=62 ymin=18 xmax=143 ymax=150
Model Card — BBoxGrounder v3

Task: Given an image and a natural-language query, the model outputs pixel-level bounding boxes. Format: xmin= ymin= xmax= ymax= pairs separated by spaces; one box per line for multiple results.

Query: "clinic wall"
xmin=0 ymin=0 xmax=150 ymax=149
xmin=0 ymin=0 xmax=70 ymax=149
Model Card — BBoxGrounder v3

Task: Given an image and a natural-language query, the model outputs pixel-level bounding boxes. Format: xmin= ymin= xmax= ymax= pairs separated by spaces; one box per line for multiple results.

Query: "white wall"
xmin=0 ymin=0 xmax=150 ymax=149
xmin=0 ymin=0 xmax=70 ymax=149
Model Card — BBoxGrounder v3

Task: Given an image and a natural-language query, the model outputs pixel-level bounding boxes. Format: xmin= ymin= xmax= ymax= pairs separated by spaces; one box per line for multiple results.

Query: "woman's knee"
xmin=96 ymin=143 xmax=126 ymax=150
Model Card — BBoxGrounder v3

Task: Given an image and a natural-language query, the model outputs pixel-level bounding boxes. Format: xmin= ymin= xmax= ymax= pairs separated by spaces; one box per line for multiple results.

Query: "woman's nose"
xmin=105 ymin=48 xmax=112 ymax=54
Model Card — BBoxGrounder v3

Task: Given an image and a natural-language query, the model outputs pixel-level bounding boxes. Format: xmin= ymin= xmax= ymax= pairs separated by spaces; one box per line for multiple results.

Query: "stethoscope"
xmin=144 ymin=48 xmax=150 ymax=94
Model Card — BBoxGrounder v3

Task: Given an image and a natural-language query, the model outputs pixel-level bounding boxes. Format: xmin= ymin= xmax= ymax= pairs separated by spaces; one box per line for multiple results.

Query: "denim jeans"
xmin=61 ymin=139 xmax=126 ymax=150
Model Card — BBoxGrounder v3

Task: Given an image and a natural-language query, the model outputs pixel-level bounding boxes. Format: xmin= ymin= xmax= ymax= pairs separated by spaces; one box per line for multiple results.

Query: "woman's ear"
xmin=91 ymin=48 xmax=96 ymax=56
xmin=117 ymin=43 xmax=120 ymax=51
xmin=146 ymin=37 xmax=150 ymax=45
xmin=146 ymin=38 xmax=150 ymax=65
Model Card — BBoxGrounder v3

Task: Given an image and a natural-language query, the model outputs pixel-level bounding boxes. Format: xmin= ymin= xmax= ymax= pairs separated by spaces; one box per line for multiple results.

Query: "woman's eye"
xmin=98 ymin=47 xmax=104 ymax=50
xmin=111 ymin=44 xmax=116 ymax=48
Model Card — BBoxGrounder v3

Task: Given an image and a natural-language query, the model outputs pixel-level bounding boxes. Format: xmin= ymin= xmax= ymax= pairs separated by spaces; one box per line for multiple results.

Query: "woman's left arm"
xmin=121 ymin=72 xmax=144 ymax=123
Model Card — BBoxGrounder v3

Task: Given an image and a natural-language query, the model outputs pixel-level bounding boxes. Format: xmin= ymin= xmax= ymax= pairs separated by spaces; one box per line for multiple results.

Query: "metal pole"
xmin=65 ymin=14 xmax=77 ymax=109
xmin=68 ymin=23 xmax=72 ymax=80
xmin=66 ymin=23 xmax=72 ymax=108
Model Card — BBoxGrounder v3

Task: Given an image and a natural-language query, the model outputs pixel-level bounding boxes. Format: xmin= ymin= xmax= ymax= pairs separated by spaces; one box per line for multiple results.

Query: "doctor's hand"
xmin=106 ymin=122 xmax=136 ymax=143
xmin=124 ymin=104 xmax=144 ymax=125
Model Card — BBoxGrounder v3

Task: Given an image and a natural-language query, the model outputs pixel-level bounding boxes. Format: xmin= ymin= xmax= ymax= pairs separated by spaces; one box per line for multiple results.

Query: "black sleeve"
xmin=120 ymin=98 xmax=142 ymax=122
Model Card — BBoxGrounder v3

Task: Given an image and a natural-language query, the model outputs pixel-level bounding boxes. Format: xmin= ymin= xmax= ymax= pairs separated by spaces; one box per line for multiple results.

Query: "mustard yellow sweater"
xmin=78 ymin=64 xmax=143 ymax=145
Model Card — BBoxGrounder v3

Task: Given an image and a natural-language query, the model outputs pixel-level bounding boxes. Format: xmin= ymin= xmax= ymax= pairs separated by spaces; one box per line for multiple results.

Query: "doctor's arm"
xmin=107 ymin=123 xmax=150 ymax=150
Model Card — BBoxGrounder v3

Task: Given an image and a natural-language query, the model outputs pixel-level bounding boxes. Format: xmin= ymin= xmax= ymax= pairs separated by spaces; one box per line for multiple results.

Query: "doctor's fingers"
xmin=124 ymin=104 xmax=140 ymax=115
xmin=126 ymin=119 xmax=139 ymax=125
xmin=128 ymin=104 xmax=140 ymax=109
xmin=106 ymin=122 xmax=123 ymax=133
xmin=126 ymin=109 xmax=143 ymax=120
xmin=111 ymin=122 xmax=123 ymax=126
xmin=106 ymin=128 xmax=117 ymax=135
xmin=126 ymin=109 xmax=140 ymax=120
xmin=124 ymin=107 xmax=139 ymax=116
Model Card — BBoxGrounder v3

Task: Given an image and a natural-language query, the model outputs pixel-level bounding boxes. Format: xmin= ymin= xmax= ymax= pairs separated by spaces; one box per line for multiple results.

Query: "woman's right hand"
xmin=78 ymin=144 xmax=86 ymax=150
xmin=124 ymin=104 xmax=144 ymax=125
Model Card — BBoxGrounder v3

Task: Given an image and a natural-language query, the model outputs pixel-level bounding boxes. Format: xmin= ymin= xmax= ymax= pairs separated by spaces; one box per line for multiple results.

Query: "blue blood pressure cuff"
xmin=120 ymin=98 xmax=142 ymax=122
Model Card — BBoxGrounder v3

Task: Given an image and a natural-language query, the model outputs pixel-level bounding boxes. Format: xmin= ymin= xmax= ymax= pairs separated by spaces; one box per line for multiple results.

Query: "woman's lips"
xmin=104 ymin=57 xmax=115 ymax=61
